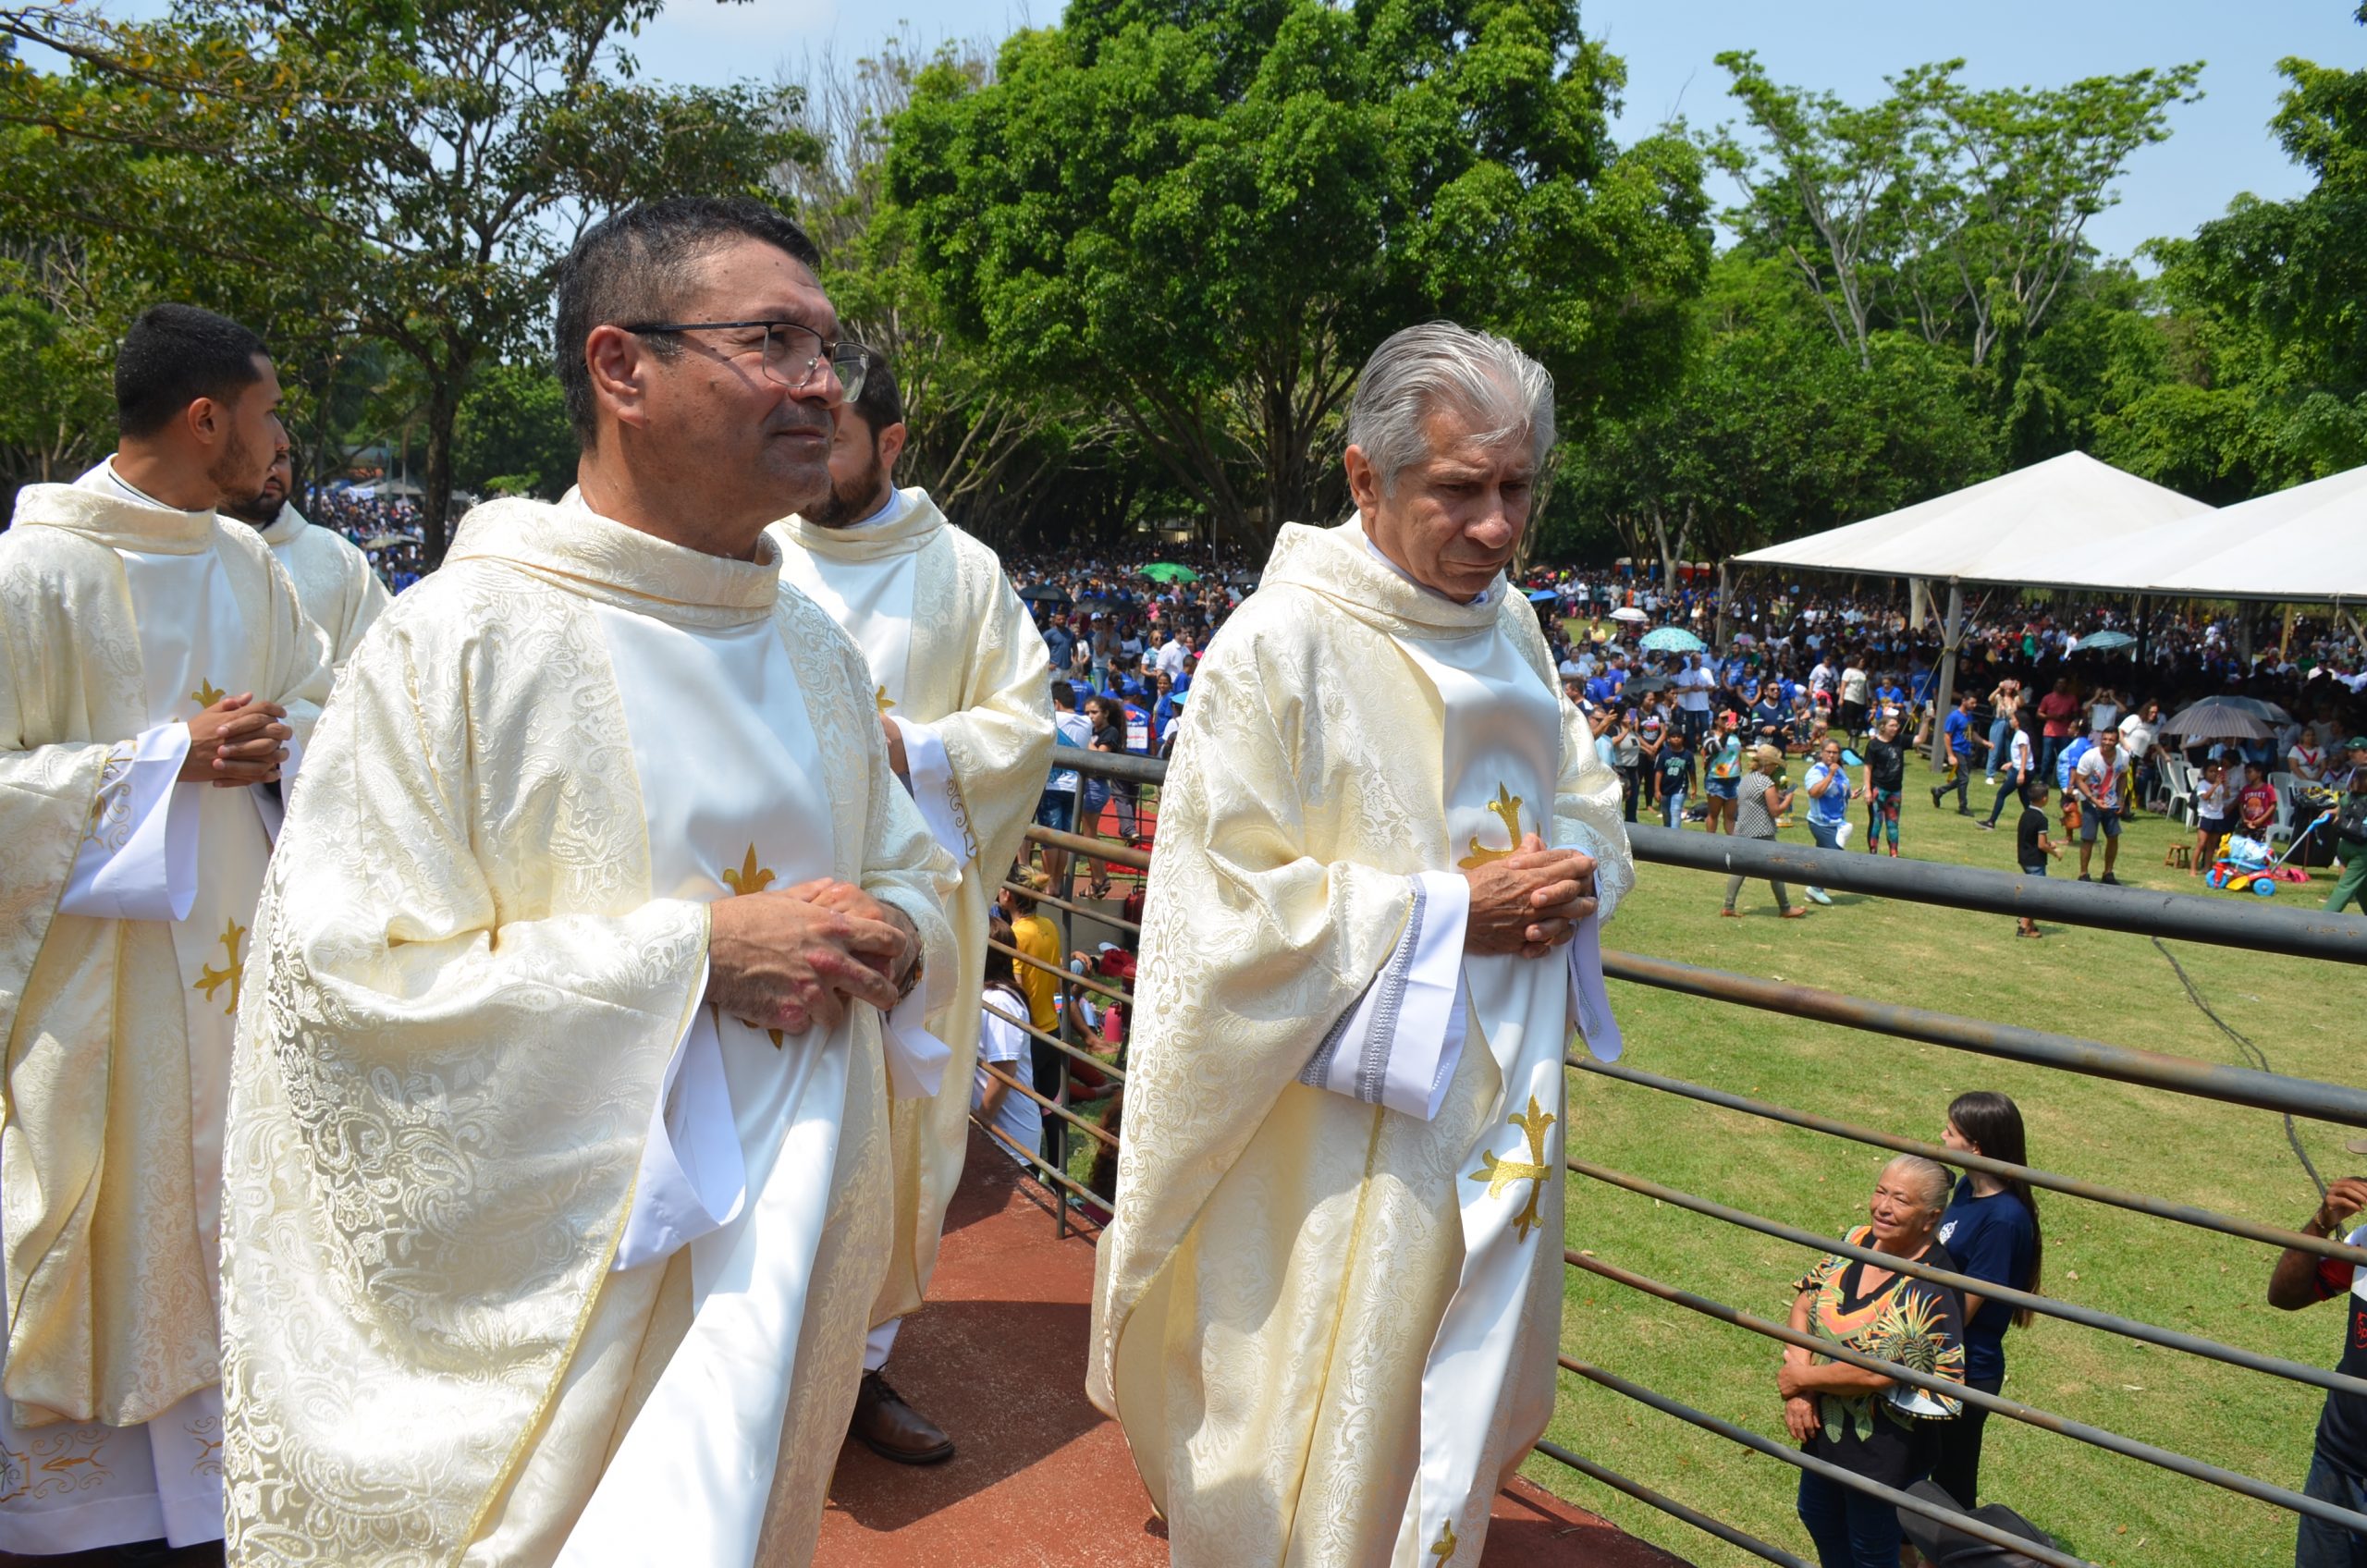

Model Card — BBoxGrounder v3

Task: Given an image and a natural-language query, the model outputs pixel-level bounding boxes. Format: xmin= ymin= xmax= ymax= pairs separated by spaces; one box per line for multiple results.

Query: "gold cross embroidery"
xmin=1454 ymin=783 xmax=1527 ymax=870
xmin=190 ymin=678 xmax=226 ymax=709
xmin=1467 ymin=1093 xmax=1556 ymax=1243
xmin=1430 ymin=1520 xmax=1458 ymax=1562
xmin=194 ymin=917 xmax=246 ymax=1015
xmin=875 ymin=685 xmax=896 ymax=713
xmin=720 ymin=844 xmax=784 ymax=1047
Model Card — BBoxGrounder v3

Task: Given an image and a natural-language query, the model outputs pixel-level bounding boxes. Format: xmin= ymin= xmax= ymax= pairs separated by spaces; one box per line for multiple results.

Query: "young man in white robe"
xmin=221 ymin=440 xmax=393 ymax=669
xmin=0 ymin=303 xmax=329 ymax=1555
xmin=769 ymin=348 xmax=1054 ymax=1463
xmin=1087 ymin=323 xmax=1636 ymax=1567
xmin=216 ymin=197 xmax=958 ymax=1568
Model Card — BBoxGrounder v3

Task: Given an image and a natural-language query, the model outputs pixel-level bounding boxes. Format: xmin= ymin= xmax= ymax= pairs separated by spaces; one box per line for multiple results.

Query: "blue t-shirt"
xmin=1585 ymin=675 xmax=1614 ymax=705
xmin=1944 ymin=710 xmax=1973 ymax=757
xmin=1803 ymin=762 xmax=1849 ymax=825
xmin=1936 ymin=1177 xmax=2037 ymax=1384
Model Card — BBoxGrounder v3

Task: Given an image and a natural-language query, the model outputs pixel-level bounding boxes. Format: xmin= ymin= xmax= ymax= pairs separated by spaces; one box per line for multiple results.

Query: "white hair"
xmin=1883 ymin=1154 xmax=1955 ymax=1212
xmin=1343 ymin=321 xmax=1555 ymax=494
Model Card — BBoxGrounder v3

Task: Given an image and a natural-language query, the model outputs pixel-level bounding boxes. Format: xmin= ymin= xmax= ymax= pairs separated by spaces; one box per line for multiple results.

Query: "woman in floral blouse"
xmin=1779 ymin=1154 xmax=1968 ymax=1568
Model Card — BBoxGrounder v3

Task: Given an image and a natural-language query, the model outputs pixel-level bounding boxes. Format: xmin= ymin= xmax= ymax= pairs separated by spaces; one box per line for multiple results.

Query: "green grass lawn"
xmin=1530 ymin=761 xmax=2361 ymax=1566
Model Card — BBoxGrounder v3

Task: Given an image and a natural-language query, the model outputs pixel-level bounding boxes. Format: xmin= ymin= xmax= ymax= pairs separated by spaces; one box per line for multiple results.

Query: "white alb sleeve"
xmin=1298 ymin=870 xmax=1470 ymax=1121
xmin=888 ymin=715 xmax=977 ymax=865
xmin=614 ymin=964 xmax=747 ymax=1273
xmin=60 ymin=721 xmax=202 ymax=923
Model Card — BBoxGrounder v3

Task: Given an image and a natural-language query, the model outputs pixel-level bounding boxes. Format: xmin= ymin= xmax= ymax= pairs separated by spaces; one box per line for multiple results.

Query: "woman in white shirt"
xmin=2291 ymin=726 xmax=2328 ymax=784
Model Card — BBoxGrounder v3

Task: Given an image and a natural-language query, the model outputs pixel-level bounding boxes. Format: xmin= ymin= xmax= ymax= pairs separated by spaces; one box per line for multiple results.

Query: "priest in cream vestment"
xmin=0 ymin=304 xmax=328 ymax=1554
xmin=770 ymin=348 xmax=1054 ymax=1460
xmin=1088 ymin=324 xmax=1636 ymax=1567
xmin=222 ymin=443 xmax=393 ymax=669
xmin=216 ymin=197 xmax=957 ymax=1567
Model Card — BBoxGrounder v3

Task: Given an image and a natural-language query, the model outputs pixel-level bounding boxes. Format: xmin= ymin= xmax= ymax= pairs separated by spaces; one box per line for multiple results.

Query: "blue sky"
xmin=620 ymin=0 xmax=2366 ymax=260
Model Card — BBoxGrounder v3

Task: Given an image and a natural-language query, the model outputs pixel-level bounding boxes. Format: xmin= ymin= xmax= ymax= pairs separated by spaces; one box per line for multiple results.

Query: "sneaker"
xmin=1929 ymin=787 xmax=1944 ymax=808
xmin=1806 ymin=888 xmax=1834 ymax=905
xmin=2077 ymin=874 xmax=2092 ymax=882
xmin=1887 ymin=845 xmax=1900 ymax=857
xmin=1975 ymin=821 xmax=1995 ymax=832
xmin=2100 ymin=873 xmax=2120 ymax=886
xmin=1984 ymin=775 xmax=1997 ymax=787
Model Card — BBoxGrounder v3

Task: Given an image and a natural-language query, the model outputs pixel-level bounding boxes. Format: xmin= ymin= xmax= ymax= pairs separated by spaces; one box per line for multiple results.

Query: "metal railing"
xmin=979 ymin=747 xmax=2367 ymax=1565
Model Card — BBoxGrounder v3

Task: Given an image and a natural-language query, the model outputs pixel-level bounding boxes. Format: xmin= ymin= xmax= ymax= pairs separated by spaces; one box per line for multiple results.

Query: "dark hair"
xmin=840 ymin=344 xmax=902 ymax=441
xmin=553 ymin=196 xmax=822 ymax=447
xmin=115 ymin=304 xmax=268 ymax=438
xmin=1947 ymin=1089 xmax=2044 ymax=1326
xmin=984 ymin=913 xmax=1023 ymax=999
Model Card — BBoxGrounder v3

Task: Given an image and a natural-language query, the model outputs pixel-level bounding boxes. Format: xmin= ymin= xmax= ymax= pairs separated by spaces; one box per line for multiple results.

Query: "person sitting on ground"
xmin=1722 ymin=744 xmax=1807 ymax=919
xmin=1935 ymin=1092 xmax=2042 ymax=1507
xmin=2265 ymin=1169 xmax=2367 ymax=1568
xmin=973 ymin=917 xmax=1042 ymax=1169
xmin=2012 ymin=779 xmax=2064 ymax=937
xmin=2072 ymin=726 xmax=2131 ymax=885
xmin=1782 ymin=1156 xmax=1968 ymax=1568
xmin=1862 ymin=714 xmax=1908 ymax=857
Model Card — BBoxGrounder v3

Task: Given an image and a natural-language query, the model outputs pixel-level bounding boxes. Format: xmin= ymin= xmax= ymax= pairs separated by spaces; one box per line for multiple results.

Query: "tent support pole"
xmin=1930 ymin=582 xmax=1964 ymax=769
xmin=1716 ymin=560 xmax=1730 ymax=649
xmin=2137 ymin=594 xmax=2152 ymax=666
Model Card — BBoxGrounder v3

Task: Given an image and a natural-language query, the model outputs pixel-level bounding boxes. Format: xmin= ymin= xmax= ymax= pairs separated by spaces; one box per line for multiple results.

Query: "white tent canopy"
xmin=2145 ymin=464 xmax=2367 ymax=604
xmin=1731 ymin=451 xmax=2213 ymax=593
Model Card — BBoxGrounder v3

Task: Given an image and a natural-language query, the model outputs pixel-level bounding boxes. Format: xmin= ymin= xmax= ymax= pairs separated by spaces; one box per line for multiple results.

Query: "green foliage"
xmin=888 ymin=0 xmax=1710 ymax=545
xmin=452 ymin=361 xmax=574 ymax=500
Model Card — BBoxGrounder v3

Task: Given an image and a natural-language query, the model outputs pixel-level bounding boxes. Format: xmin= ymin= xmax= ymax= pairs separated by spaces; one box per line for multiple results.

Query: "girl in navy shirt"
xmin=1934 ymin=1090 xmax=2043 ymax=1508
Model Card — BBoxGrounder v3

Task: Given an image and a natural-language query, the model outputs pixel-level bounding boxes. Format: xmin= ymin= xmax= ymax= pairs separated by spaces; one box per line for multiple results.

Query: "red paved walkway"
xmin=816 ymin=1128 xmax=1690 ymax=1568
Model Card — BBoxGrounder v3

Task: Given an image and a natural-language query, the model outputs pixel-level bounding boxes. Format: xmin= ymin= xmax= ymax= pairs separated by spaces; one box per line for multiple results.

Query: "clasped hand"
xmin=707 ymin=877 xmax=918 ymax=1038
xmin=180 ymin=692 xmax=291 ymax=787
xmin=1463 ymin=833 xmax=1597 ymax=960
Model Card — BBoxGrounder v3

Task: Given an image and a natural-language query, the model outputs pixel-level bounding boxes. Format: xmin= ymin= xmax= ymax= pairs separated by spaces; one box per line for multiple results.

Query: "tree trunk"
xmin=421 ymin=350 xmax=470 ymax=568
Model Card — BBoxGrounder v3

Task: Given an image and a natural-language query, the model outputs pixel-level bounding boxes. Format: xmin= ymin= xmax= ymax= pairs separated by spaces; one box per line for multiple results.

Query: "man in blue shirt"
xmin=1040 ymin=612 xmax=1075 ymax=680
xmin=1932 ymin=692 xmax=1977 ymax=815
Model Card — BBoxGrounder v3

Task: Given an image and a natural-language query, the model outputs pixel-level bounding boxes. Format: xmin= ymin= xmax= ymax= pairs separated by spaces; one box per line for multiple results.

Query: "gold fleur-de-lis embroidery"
xmin=1467 ymin=1093 xmax=1556 ymax=1243
xmin=194 ymin=917 xmax=247 ymax=1015
xmin=875 ymin=685 xmax=896 ymax=713
xmin=1454 ymin=782 xmax=1527 ymax=870
xmin=720 ymin=844 xmax=784 ymax=1047
xmin=1430 ymin=1520 xmax=1458 ymax=1562
xmin=190 ymin=678 xmax=226 ymax=709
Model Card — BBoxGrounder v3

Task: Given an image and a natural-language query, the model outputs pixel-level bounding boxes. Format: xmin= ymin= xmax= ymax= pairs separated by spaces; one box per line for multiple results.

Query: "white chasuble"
xmin=217 ymin=493 xmax=957 ymax=1568
xmin=256 ymin=503 xmax=393 ymax=671
xmin=769 ymin=492 xmax=1054 ymax=1340
xmin=0 ymin=466 xmax=329 ymax=1555
xmin=1088 ymin=521 xmax=1634 ymax=1568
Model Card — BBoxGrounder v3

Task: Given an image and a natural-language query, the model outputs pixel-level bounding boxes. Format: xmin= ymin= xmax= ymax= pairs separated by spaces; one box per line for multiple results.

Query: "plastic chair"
xmin=2263 ymin=774 xmax=2298 ymax=848
xmin=2160 ymin=753 xmax=2197 ymax=827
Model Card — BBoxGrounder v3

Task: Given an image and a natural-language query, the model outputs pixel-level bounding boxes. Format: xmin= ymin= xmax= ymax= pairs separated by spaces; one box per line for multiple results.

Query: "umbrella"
xmin=2074 ymin=630 xmax=2136 ymax=651
xmin=1611 ymin=606 xmax=1649 ymax=625
xmin=2216 ymin=695 xmax=2294 ymax=723
xmin=1142 ymin=562 xmax=1199 ymax=584
xmin=1730 ymin=633 xmax=1758 ymax=647
xmin=2160 ymin=699 xmax=2274 ymax=741
xmin=1526 ymin=588 xmax=1562 ymax=605
xmin=1624 ymin=674 xmax=1674 ymax=696
xmin=1639 ymin=626 xmax=1705 ymax=654
xmin=1019 ymin=584 xmax=1073 ymax=605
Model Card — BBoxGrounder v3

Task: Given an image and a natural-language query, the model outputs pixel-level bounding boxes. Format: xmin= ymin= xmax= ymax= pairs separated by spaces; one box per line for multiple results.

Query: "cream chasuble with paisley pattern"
xmin=771 ymin=489 xmax=1054 ymax=1333
xmin=216 ymin=494 xmax=956 ymax=1568
xmin=255 ymin=503 xmax=392 ymax=670
xmin=1087 ymin=521 xmax=1633 ymax=1568
xmin=0 ymin=470 xmax=329 ymax=1554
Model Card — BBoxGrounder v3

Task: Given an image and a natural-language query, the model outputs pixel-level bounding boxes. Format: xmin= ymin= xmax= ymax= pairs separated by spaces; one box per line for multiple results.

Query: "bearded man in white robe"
xmin=769 ymin=347 xmax=1053 ymax=1463
xmin=221 ymin=440 xmax=392 ymax=669
xmin=0 ymin=302 xmax=328 ymax=1555
xmin=217 ymin=196 xmax=958 ymax=1568
xmin=1088 ymin=323 xmax=1636 ymax=1567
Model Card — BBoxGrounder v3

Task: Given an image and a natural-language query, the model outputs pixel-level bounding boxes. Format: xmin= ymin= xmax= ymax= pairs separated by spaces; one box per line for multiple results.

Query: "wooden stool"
xmin=2164 ymin=843 xmax=2191 ymax=869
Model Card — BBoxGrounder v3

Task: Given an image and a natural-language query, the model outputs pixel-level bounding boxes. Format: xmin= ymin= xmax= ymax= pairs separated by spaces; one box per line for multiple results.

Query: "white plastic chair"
xmin=2264 ymin=773 xmax=2299 ymax=848
xmin=2160 ymin=753 xmax=2196 ymax=827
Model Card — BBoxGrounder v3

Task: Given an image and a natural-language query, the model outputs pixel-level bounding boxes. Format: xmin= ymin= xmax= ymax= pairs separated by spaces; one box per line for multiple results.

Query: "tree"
xmin=888 ymin=0 xmax=1709 ymax=548
xmin=453 ymin=362 xmax=575 ymax=497
xmin=1 ymin=0 xmax=808 ymax=561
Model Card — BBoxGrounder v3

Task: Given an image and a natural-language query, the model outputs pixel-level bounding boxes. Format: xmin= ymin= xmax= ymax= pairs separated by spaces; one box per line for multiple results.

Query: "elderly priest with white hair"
xmin=216 ymin=196 xmax=957 ymax=1567
xmin=1087 ymin=321 xmax=1634 ymax=1567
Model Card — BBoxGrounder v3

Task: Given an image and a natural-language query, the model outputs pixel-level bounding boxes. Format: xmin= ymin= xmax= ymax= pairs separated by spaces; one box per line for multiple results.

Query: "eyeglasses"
xmin=616 ymin=319 xmax=868 ymax=400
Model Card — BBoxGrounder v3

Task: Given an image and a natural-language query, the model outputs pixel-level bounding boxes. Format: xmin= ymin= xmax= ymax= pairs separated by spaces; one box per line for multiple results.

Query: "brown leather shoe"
xmin=850 ymin=1369 xmax=955 ymax=1464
